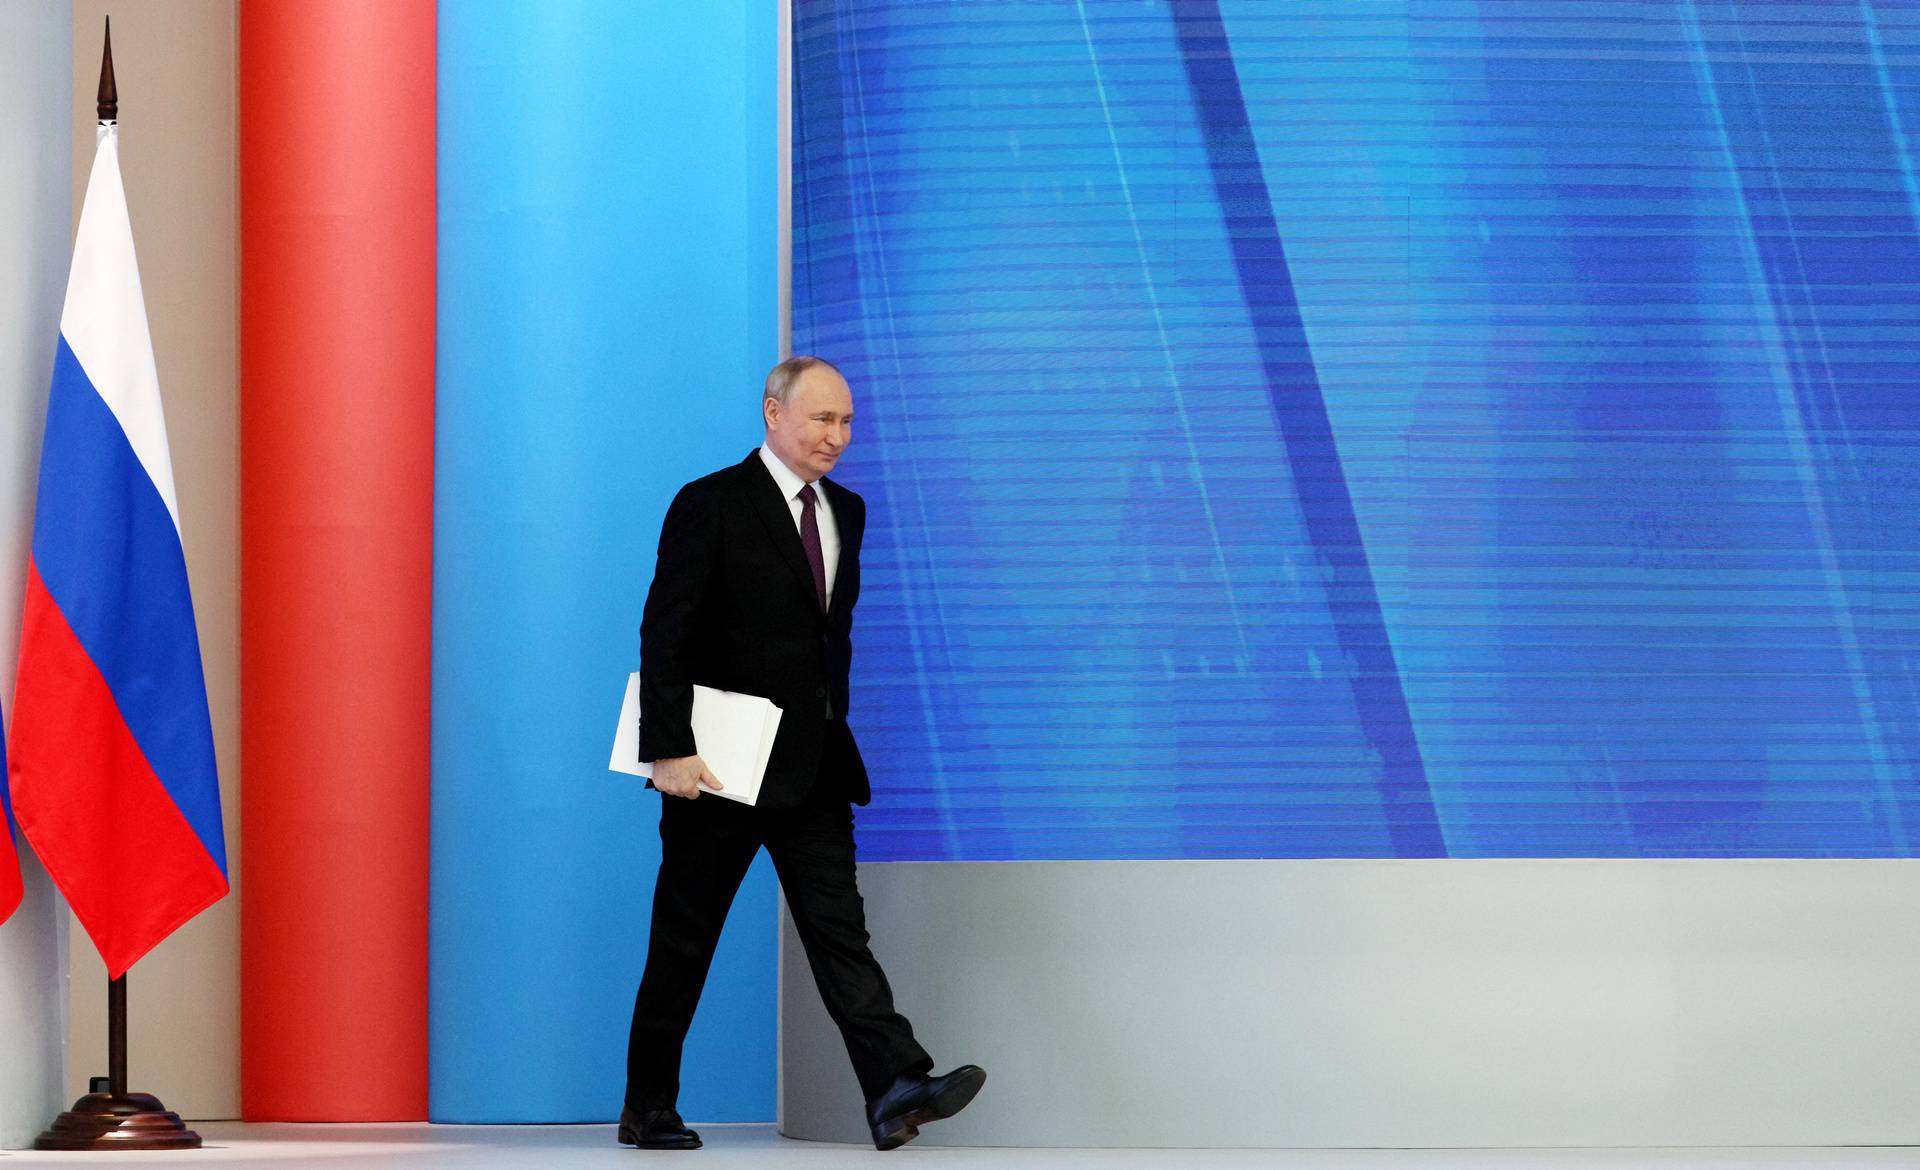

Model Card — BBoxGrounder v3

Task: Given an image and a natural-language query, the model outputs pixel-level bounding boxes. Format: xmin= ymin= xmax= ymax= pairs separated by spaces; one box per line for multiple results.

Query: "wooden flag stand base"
xmin=33 ymin=1094 xmax=202 ymax=1152
xmin=34 ymin=975 xmax=203 ymax=1151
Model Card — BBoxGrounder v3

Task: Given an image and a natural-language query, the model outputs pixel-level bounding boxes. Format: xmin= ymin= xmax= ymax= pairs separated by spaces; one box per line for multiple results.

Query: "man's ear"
xmin=762 ymin=396 xmax=779 ymax=430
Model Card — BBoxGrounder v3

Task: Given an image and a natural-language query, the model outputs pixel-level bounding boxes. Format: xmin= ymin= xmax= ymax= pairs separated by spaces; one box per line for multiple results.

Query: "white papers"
xmin=609 ymin=673 xmax=782 ymax=806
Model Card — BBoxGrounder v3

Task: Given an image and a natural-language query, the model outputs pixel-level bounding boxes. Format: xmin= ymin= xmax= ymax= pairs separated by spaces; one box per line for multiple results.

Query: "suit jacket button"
xmin=814 ymin=686 xmax=826 ymax=698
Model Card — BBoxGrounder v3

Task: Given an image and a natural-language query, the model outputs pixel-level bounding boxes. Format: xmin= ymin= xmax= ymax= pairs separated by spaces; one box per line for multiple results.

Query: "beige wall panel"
xmin=67 ymin=0 xmax=239 ymax=1119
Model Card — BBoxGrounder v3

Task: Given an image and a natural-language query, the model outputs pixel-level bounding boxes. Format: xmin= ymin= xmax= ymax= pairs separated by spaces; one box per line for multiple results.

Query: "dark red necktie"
xmin=799 ymin=484 xmax=827 ymax=613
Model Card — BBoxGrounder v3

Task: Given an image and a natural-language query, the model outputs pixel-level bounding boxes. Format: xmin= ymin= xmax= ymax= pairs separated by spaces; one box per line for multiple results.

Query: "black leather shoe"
xmin=865 ymin=1064 xmax=986 ymax=1151
xmin=617 ymin=1105 xmax=701 ymax=1150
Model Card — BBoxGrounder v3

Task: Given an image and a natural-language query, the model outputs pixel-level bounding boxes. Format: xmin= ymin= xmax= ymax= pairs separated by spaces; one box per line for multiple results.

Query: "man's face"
xmin=764 ymin=366 xmax=854 ymax=481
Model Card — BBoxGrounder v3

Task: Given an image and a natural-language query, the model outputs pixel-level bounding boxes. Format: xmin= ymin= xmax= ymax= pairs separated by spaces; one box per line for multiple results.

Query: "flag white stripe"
xmin=58 ymin=124 xmax=182 ymax=530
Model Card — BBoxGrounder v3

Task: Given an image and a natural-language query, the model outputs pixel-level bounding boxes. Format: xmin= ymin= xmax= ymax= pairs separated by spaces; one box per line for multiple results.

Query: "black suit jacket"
xmin=639 ymin=450 xmax=870 ymax=808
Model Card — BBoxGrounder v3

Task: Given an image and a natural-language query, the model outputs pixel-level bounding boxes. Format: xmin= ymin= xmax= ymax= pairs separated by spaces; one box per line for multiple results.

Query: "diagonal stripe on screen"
xmin=1678 ymin=0 xmax=1912 ymax=853
xmin=1167 ymin=0 xmax=1447 ymax=857
xmin=1859 ymin=0 xmax=1920 ymax=236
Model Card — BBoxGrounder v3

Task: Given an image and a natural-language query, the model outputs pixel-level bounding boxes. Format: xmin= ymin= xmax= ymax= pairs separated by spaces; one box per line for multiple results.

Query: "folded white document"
xmin=609 ymin=673 xmax=782 ymax=806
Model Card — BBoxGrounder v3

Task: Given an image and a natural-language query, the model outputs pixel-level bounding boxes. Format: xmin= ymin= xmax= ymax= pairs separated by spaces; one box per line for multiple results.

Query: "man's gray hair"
xmin=763 ymin=355 xmax=840 ymax=407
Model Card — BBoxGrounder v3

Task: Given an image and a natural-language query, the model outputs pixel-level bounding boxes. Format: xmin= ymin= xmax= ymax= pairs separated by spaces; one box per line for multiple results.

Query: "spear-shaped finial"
xmin=97 ymin=16 xmax=118 ymax=123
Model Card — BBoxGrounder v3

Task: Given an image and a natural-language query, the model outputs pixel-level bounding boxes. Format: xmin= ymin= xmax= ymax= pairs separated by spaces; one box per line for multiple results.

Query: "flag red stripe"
xmin=10 ymin=561 xmax=227 ymax=977
xmin=0 ymin=837 xmax=20 ymax=925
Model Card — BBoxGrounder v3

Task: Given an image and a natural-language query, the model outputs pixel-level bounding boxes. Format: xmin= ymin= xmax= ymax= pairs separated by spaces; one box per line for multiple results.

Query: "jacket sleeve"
xmin=639 ymin=480 xmax=720 ymax=762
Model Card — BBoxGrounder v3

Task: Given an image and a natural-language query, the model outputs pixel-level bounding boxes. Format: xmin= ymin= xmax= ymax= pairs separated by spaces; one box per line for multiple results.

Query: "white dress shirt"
xmin=757 ymin=444 xmax=839 ymax=609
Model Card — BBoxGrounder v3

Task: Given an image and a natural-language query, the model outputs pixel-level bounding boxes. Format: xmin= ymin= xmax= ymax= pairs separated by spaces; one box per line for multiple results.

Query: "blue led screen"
xmin=792 ymin=0 xmax=1920 ymax=860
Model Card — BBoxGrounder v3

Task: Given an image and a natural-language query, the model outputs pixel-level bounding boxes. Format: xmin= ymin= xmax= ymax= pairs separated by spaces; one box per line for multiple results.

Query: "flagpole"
xmin=97 ymin=13 xmax=117 ymax=122
xmin=109 ymin=975 xmax=127 ymax=1097
xmin=31 ymin=21 xmax=202 ymax=1153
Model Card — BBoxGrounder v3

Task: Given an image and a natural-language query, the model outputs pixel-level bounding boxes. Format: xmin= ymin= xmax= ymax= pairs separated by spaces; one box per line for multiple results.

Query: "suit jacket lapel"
xmin=822 ymin=477 xmax=858 ymax=621
xmin=741 ymin=451 xmax=822 ymax=610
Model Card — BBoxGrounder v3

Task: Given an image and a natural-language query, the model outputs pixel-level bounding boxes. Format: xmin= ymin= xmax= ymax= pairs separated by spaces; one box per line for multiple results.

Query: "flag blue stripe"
xmin=30 ymin=336 xmax=225 ymax=874
xmin=0 ymin=718 xmax=14 ymax=847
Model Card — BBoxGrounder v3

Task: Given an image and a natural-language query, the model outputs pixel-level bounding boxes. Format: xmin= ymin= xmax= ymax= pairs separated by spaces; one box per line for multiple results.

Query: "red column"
xmin=239 ymin=0 xmax=435 ymax=1119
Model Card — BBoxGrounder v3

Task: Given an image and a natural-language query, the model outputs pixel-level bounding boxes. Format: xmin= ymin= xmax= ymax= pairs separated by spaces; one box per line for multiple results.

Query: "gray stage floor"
xmin=1 ymin=1124 xmax=1917 ymax=1167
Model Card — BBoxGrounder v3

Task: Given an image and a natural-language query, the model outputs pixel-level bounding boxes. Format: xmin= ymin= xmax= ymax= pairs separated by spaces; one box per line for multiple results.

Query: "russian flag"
xmin=9 ymin=121 xmax=227 ymax=977
xmin=0 ymin=718 xmax=18 ymax=925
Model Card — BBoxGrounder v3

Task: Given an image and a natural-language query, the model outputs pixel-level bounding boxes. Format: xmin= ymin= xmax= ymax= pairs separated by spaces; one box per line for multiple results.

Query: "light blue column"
xmin=433 ymin=0 xmax=779 ymax=1122
xmin=0 ymin=0 xmax=73 ymax=1149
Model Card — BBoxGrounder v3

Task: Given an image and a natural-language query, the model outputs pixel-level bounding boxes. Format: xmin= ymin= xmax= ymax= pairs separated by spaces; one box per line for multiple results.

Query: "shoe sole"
xmin=871 ymin=1066 xmax=988 ymax=1152
xmin=617 ymin=1124 xmax=702 ymax=1150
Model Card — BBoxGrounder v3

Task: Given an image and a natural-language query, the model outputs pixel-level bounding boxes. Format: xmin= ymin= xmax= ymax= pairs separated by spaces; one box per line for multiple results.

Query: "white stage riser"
xmin=780 ymin=859 xmax=1920 ymax=1148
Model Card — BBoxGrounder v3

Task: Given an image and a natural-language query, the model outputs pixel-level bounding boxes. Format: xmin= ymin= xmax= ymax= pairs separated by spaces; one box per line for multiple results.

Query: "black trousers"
xmin=624 ymin=768 xmax=932 ymax=1111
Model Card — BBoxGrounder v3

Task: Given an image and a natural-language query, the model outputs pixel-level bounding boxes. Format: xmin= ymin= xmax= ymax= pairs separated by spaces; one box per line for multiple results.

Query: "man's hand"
xmin=653 ymin=755 xmax=721 ymax=799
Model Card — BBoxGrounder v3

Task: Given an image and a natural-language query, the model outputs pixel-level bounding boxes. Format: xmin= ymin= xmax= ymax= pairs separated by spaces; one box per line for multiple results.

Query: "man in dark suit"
xmin=621 ymin=355 xmax=985 ymax=1152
